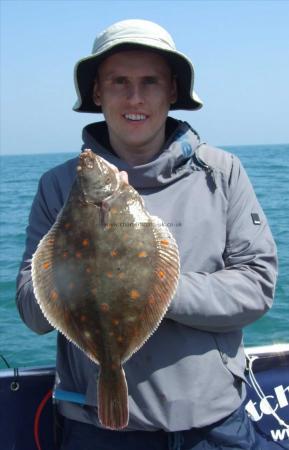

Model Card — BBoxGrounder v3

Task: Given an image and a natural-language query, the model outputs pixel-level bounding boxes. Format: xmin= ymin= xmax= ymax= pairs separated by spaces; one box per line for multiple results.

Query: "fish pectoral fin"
xmin=97 ymin=363 xmax=128 ymax=430
xmin=97 ymin=192 xmax=122 ymax=226
xmin=97 ymin=201 xmax=110 ymax=227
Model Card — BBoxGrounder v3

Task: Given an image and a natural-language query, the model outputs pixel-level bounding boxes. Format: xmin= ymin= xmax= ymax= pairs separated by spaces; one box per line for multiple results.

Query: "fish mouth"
xmin=77 ymin=151 xmax=118 ymax=190
xmin=78 ymin=149 xmax=98 ymax=172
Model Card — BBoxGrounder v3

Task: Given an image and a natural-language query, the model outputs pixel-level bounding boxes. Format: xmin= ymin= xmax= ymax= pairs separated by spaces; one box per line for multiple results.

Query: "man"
xmin=16 ymin=19 xmax=277 ymax=449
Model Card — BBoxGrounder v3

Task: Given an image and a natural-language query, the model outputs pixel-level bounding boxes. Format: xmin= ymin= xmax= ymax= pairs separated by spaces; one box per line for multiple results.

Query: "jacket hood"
xmin=81 ymin=117 xmax=201 ymax=189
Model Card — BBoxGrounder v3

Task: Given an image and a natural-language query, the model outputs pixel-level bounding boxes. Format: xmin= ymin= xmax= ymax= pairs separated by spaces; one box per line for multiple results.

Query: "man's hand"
xmin=105 ymin=159 xmax=129 ymax=185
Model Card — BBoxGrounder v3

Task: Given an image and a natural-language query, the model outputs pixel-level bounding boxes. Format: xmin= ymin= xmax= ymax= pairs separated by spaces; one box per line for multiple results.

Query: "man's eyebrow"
xmin=96 ymin=71 xmax=116 ymax=80
xmin=102 ymin=71 xmax=119 ymax=78
xmin=99 ymin=71 xmax=164 ymax=79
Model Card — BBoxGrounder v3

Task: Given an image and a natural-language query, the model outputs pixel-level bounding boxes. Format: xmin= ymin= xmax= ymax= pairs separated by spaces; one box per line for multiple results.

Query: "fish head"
xmin=77 ymin=149 xmax=119 ymax=204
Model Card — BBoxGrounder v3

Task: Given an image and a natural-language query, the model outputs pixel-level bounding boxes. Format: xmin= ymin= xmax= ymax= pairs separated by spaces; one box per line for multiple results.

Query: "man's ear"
xmin=93 ymin=80 xmax=101 ymax=106
xmin=170 ymin=76 xmax=178 ymax=105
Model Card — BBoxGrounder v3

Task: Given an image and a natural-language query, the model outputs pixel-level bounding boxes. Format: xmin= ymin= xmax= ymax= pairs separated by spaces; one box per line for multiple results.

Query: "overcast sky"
xmin=1 ymin=0 xmax=289 ymax=155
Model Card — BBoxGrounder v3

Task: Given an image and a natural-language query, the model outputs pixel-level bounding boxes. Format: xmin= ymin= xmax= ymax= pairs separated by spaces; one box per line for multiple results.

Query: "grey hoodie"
xmin=16 ymin=118 xmax=277 ymax=431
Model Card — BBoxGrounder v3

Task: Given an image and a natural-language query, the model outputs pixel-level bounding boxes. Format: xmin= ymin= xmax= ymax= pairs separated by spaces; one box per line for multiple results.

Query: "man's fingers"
xmin=119 ymin=171 xmax=129 ymax=184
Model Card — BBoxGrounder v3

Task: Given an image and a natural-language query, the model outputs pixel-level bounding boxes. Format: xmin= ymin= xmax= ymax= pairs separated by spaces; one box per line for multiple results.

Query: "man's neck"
xmin=111 ymin=147 xmax=161 ymax=166
xmin=108 ymin=128 xmax=166 ymax=167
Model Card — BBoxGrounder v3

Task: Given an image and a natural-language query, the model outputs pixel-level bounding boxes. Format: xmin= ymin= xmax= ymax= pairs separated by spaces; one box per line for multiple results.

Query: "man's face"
xmin=93 ymin=50 xmax=177 ymax=162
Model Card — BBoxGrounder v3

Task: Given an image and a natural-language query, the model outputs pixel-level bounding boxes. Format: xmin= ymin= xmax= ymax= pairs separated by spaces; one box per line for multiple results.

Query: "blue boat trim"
xmin=53 ymin=388 xmax=86 ymax=405
xmin=1 ymin=345 xmax=289 ymax=449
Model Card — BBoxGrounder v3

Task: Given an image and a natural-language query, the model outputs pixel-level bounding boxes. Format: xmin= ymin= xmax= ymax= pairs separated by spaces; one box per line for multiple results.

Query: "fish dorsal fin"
xmin=32 ymin=224 xmax=61 ymax=328
xmin=123 ymin=217 xmax=180 ymax=362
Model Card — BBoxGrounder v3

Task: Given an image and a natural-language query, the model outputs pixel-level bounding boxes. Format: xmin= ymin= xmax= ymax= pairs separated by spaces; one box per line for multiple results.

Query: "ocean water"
xmin=0 ymin=145 xmax=288 ymax=369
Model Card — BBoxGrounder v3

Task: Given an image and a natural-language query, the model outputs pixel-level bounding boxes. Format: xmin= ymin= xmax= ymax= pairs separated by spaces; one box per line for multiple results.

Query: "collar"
xmin=82 ymin=117 xmax=201 ymax=189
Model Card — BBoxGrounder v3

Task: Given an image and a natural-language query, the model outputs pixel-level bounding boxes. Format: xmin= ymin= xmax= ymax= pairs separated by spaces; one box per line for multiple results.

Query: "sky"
xmin=1 ymin=0 xmax=289 ymax=155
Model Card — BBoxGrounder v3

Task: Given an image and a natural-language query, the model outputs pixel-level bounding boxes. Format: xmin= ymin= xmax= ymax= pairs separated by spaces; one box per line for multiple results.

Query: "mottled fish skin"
xmin=32 ymin=149 xmax=180 ymax=429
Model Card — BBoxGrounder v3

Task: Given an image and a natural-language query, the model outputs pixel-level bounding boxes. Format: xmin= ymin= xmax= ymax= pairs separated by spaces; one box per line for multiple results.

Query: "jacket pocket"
xmin=213 ymin=331 xmax=248 ymax=384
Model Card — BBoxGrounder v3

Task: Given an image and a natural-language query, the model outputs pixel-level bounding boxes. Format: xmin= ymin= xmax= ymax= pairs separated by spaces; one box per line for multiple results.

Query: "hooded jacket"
xmin=16 ymin=118 xmax=277 ymax=431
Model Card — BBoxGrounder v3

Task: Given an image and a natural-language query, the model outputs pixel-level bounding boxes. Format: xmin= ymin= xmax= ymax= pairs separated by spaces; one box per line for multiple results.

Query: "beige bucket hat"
xmin=73 ymin=19 xmax=203 ymax=113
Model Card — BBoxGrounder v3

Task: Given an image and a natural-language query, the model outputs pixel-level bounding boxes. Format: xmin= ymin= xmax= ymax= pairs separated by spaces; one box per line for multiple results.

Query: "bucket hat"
xmin=73 ymin=19 xmax=203 ymax=113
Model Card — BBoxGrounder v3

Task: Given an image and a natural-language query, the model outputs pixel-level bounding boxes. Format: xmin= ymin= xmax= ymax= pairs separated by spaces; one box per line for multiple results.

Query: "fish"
xmin=31 ymin=149 xmax=180 ymax=430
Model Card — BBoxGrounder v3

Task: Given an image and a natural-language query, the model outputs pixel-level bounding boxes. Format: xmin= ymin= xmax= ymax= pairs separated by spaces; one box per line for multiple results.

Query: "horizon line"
xmin=1 ymin=142 xmax=289 ymax=157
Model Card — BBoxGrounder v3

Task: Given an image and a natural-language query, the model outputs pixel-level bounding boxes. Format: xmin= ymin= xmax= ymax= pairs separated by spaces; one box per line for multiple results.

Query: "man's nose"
xmin=126 ymin=82 xmax=144 ymax=103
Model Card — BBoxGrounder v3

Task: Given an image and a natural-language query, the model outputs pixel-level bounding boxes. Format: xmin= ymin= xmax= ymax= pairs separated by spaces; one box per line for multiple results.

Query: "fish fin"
xmin=32 ymin=221 xmax=72 ymax=336
xmin=144 ymin=216 xmax=179 ymax=315
xmin=98 ymin=364 xmax=128 ymax=430
xmin=123 ymin=217 xmax=180 ymax=362
xmin=32 ymin=223 xmax=89 ymax=348
xmin=31 ymin=225 xmax=63 ymax=326
xmin=151 ymin=215 xmax=180 ymax=300
xmin=32 ymin=220 xmax=102 ymax=363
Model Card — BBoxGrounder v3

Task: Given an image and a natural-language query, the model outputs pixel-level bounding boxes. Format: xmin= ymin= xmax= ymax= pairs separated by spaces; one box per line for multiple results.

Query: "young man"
xmin=16 ymin=19 xmax=277 ymax=449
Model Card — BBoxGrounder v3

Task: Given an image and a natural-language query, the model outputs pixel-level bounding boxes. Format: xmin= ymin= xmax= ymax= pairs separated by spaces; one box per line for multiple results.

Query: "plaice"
xmin=31 ymin=149 xmax=180 ymax=429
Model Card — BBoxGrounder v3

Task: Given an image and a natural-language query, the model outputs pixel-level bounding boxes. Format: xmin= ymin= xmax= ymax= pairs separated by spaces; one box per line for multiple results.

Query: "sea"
xmin=0 ymin=144 xmax=288 ymax=369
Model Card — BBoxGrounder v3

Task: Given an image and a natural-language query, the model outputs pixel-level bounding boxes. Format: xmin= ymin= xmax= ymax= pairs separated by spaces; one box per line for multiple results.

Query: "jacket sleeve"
xmin=166 ymin=156 xmax=278 ymax=332
xmin=16 ymin=170 xmax=66 ymax=334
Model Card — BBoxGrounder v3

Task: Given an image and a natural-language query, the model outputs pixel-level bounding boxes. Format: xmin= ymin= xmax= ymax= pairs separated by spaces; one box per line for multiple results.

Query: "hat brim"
xmin=73 ymin=43 xmax=203 ymax=113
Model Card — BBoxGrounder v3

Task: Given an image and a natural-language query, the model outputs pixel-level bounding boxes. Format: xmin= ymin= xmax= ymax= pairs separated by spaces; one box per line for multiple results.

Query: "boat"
xmin=1 ymin=343 xmax=288 ymax=449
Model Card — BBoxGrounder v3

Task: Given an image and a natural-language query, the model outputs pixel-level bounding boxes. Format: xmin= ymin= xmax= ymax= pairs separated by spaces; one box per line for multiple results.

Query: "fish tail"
xmin=97 ymin=364 xmax=129 ymax=430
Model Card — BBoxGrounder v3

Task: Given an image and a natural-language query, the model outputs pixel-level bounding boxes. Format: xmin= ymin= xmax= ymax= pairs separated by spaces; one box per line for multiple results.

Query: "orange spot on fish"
xmin=106 ymin=272 xmax=113 ymax=278
xmin=161 ymin=239 xmax=169 ymax=246
xmin=118 ymin=272 xmax=125 ymax=280
xmin=50 ymin=290 xmax=58 ymax=301
xmin=110 ymin=207 xmax=118 ymax=214
xmin=75 ymin=252 xmax=82 ymax=259
xmin=117 ymin=336 xmax=124 ymax=343
xmin=158 ymin=270 xmax=165 ymax=279
xmin=110 ymin=250 xmax=118 ymax=257
xmin=138 ymin=251 xmax=148 ymax=258
xmin=148 ymin=295 xmax=156 ymax=305
xmin=100 ymin=303 xmax=109 ymax=312
xmin=42 ymin=262 xmax=50 ymax=270
xmin=112 ymin=319 xmax=120 ymax=326
xmin=82 ymin=239 xmax=89 ymax=247
xmin=130 ymin=289 xmax=140 ymax=300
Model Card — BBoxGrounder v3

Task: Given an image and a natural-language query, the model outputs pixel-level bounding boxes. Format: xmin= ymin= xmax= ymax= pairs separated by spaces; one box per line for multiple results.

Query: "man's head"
xmin=91 ymin=49 xmax=177 ymax=159
xmin=73 ymin=19 xmax=203 ymax=114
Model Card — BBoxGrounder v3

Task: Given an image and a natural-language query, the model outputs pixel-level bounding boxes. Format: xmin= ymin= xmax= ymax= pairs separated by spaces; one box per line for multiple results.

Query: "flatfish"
xmin=32 ymin=149 xmax=180 ymax=429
